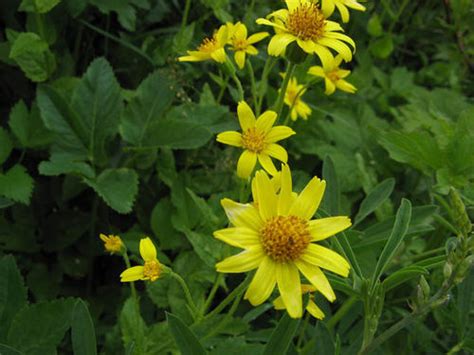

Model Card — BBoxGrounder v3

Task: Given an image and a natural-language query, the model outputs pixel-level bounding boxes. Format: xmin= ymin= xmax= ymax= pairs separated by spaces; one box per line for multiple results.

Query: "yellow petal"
xmin=309 ymin=216 xmax=352 ymax=242
xmin=216 ymin=131 xmax=243 ymax=147
xmin=256 ymin=18 xmax=288 ymax=33
xmin=265 ymin=126 xmax=295 ymax=143
xmin=318 ymin=38 xmax=352 ymax=62
xmin=268 ymin=33 xmax=296 ymax=56
xmin=244 ymin=256 xmax=277 ymax=305
xmin=289 ymin=177 xmax=326 ymax=220
xmin=140 ymin=237 xmax=157 ymax=262
xmin=263 ymin=143 xmax=288 ymax=163
xmin=99 ymin=233 xmax=108 ymax=242
xmin=120 ymin=266 xmax=144 ymax=282
xmin=307 ymin=66 xmax=325 ymax=78
xmin=336 ymin=79 xmax=357 ymax=93
xmin=346 ymin=0 xmax=366 ymax=11
xmin=278 ymin=164 xmax=293 ymax=215
xmin=296 ymin=38 xmax=316 ymax=54
xmin=216 ymin=247 xmax=264 ymax=273
xmin=306 ymin=300 xmax=325 ymax=319
xmin=256 ymin=110 xmax=277 ymax=134
xmin=237 ymin=101 xmax=256 ymax=131
xmin=273 ymin=295 xmax=285 ymax=310
xmin=324 ymin=32 xmax=356 ymax=49
xmin=254 ymin=170 xmax=278 ymax=220
xmin=245 ymin=45 xmax=258 ymax=55
xmin=237 ymin=150 xmax=257 ymax=179
xmin=335 ymin=2 xmax=350 ymax=23
xmin=325 ymin=78 xmax=337 ymax=95
xmin=214 ymin=227 xmax=260 ymax=248
xmin=276 ymin=262 xmax=302 ymax=318
xmin=321 ymin=0 xmax=336 ymax=17
xmin=313 ymin=44 xmax=334 ymax=69
xmin=234 ymin=22 xmax=247 ymax=39
xmin=221 ymin=198 xmax=263 ymax=230
xmin=258 ymin=153 xmax=278 ymax=176
xmin=235 ymin=50 xmax=246 ymax=69
xmin=247 ymin=32 xmax=269 ymax=44
xmin=302 ymin=244 xmax=350 ymax=277
xmin=285 ymin=0 xmax=301 ymax=11
xmin=294 ymin=260 xmax=336 ymax=302
xmin=210 ymin=47 xmax=227 ymax=63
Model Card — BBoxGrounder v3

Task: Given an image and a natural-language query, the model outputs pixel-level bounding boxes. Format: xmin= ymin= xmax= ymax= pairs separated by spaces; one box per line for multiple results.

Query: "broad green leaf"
xmin=367 ymin=14 xmax=383 ymax=37
xmin=71 ymin=57 xmax=123 ymax=165
xmin=0 ymin=165 xmax=34 ymax=204
xmin=39 ymin=155 xmax=95 ymax=178
xmin=354 ymin=178 xmax=395 ymax=226
xmin=370 ymin=34 xmax=393 ymax=59
xmin=84 ymin=168 xmax=139 ymax=214
xmin=382 ymin=265 xmax=429 ymax=291
xmin=7 ymin=298 xmax=76 ymax=354
xmin=72 ymin=300 xmax=97 ymax=355
xmin=9 ymin=100 xmax=52 ymax=148
xmin=263 ymin=312 xmax=300 ymax=355
xmin=322 ymin=155 xmax=339 ymax=215
xmin=119 ymin=297 xmax=147 ymax=355
xmin=371 ymin=199 xmax=412 ymax=287
xmin=0 ymin=344 xmax=22 ymax=355
xmin=89 ymin=0 xmax=150 ymax=31
xmin=9 ymin=32 xmax=56 ymax=82
xmin=166 ymin=312 xmax=206 ymax=355
xmin=176 ymin=227 xmax=224 ymax=268
xmin=19 ymin=0 xmax=61 ymax=13
xmin=0 ymin=256 xmax=27 ymax=341
xmin=121 ymin=71 xmax=175 ymax=146
xmin=0 ymin=127 xmax=12 ymax=165
xmin=150 ymin=198 xmax=186 ymax=250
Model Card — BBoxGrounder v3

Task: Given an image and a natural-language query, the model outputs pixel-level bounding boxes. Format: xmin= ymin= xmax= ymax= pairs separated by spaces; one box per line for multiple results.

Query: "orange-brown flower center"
xmin=260 ymin=215 xmax=311 ymax=262
xmin=232 ymin=38 xmax=248 ymax=51
xmin=327 ymin=70 xmax=340 ymax=82
xmin=287 ymin=3 xmax=325 ymax=41
xmin=104 ymin=236 xmax=123 ymax=254
xmin=143 ymin=260 xmax=161 ymax=281
xmin=198 ymin=34 xmax=219 ymax=53
xmin=242 ymin=127 xmax=266 ymax=153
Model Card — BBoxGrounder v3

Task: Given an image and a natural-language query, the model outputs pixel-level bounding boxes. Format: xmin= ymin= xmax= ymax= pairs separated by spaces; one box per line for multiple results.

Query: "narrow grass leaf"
xmin=354 ymin=178 xmax=395 ymax=226
xmin=263 ymin=312 xmax=300 ymax=355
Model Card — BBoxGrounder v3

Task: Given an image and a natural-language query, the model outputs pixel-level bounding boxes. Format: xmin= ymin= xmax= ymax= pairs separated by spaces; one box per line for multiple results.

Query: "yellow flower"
xmin=99 ymin=233 xmax=124 ymax=254
xmin=120 ymin=237 xmax=162 ymax=282
xmin=226 ymin=22 xmax=269 ymax=69
xmin=274 ymin=284 xmax=325 ymax=319
xmin=216 ymin=101 xmax=295 ymax=179
xmin=214 ymin=165 xmax=352 ymax=318
xmin=308 ymin=54 xmax=356 ymax=95
xmin=320 ymin=0 xmax=366 ymax=23
xmin=283 ymin=77 xmax=312 ymax=121
xmin=256 ymin=0 xmax=355 ymax=65
xmin=178 ymin=25 xmax=228 ymax=63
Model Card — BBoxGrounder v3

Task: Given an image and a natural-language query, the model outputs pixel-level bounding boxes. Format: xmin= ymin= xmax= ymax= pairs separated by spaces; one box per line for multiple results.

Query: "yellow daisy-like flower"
xmin=320 ymin=0 xmax=366 ymax=23
xmin=226 ymin=22 xmax=269 ymax=69
xmin=214 ymin=165 xmax=351 ymax=318
xmin=308 ymin=54 xmax=356 ymax=95
xmin=178 ymin=25 xmax=228 ymax=63
xmin=256 ymin=0 xmax=355 ymax=65
xmin=99 ymin=233 xmax=124 ymax=255
xmin=274 ymin=284 xmax=325 ymax=319
xmin=120 ymin=237 xmax=162 ymax=282
xmin=283 ymin=77 xmax=312 ymax=121
xmin=216 ymin=101 xmax=295 ymax=179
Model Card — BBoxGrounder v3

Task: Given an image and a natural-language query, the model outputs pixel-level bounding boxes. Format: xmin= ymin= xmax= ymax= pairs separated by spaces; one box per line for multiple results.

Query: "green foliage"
xmin=166 ymin=312 xmax=206 ymax=355
xmin=0 ymin=165 xmax=34 ymax=204
xmin=263 ymin=313 xmax=300 ymax=355
xmin=19 ymin=0 xmax=61 ymax=14
xmin=71 ymin=300 xmax=97 ymax=355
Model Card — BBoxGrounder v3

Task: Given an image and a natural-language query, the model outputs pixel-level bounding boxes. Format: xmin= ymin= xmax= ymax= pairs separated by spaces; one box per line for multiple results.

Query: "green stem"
xmin=205 ymin=274 xmax=251 ymax=319
xmin=217 ymin=75 xmax=230 ymax=104
xmin=274 ymin=61 xmax=296 ymax=122
xmin=231 ymin=72 xmax=245 ymax=102
xmin=181 ymin=0 xmax=192 ymax=31
xmin=256 ymin=57 xmax=277 ymax=116
xmin=296 ymin=312 xmax=310 ymax=349
xmin=326 ymin=296 xmax=358 ymax=331
xmin=239 ymin=178 xmax=249 ymax=203
xmin=202 ymin=274 xmax=223 ymax=315
xmin=169 ymin=271 xmax=201 ymax=320
xmin=247 ymin=60 xmax=258 ymax=110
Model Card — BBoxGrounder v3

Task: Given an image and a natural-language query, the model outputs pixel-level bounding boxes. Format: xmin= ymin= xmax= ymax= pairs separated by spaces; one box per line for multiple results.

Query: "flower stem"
xmin=274 ymin=61 xmax=296 ymax=122
xmin=205 ymin=274 xmax=251 ymax=319
xmin=256 ymin=56 xmax=277 ymax=115
xmin=169 ymin=271 xmax=201 ymax=320
xmin=247 ymin=60 xmax=258 ymax=111
xmin=180 ymin=0 xmax=192 ymax=31
xmin=231 ymin=72 xmax=245 ymax=102
xmin=202 ymin=273 xmax=223 ymax=314
xmin=326 ymin=295 xmax=358 ymax=331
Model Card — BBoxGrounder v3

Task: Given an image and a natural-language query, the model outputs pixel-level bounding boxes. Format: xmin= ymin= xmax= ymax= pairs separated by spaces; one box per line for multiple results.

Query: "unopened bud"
xmin=449 ymin=188 xmax=472 ymax=236
xmin=419 ymin=276 xmax=430 ymax=298
xmin=445 ymin=237 xmax=458 ymax=254
xmin=443 ymin=262 xmax=453 ymax=279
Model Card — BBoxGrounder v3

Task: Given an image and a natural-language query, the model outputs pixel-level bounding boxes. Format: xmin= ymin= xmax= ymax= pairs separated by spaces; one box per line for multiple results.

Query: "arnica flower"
xmin=214 ymin=165 xmax=351 ymax=318
xmin=274 ymin=284 xmax=325 ymax=319
xmin=178 ymin=25 xmax=228 ymax=63
xmin=216 ymin=101 xmax=295 ymax=179
xmin=308 ymin=54 xmax=356 ymax=95
xmin=120 ymin=237 xmax=162 ymax=282
xmin=320 ymin=0 xmax=366 ymax=23
xmin=256 ymin=0 xmax=355 ymax=66
xmin=283 ymin=77 xmax=312 ymax=121
xmin=100 ymin=233 xmax=124 ymax=255
xmin=227 ymin=22 xmax=269 ymax=69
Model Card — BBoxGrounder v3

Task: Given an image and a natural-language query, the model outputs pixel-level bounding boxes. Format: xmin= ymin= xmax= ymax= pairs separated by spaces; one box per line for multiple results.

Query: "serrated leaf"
xmin=72 ymin=300 xmax=97 ymax=355
xmin=0 ymin=256 xmax=27 ymax=341
xmin=354 ymin=178 xmax=395 ymax=226
xmin=84 ymin=168 xmax=138 ymax=214
xmin=121 ymin=71 xmax=175 ymax=146
xmin=0 ymin=127 xmax=12 ymax=165
xmin=166 ymin=312 xmax=206 ymax=355
xmin=263 ymin=313 xmax=300 ymax=355
xmin=9 ymin=32 xmax=56 ymax=82
xmin=38 ymin=154 xmax=95 ymax=178
xmin=0 ymin=165 xmax=34 ymax=205
xmin=7 ymin=298 xmax=76 ymax=354
xmin=9 ymin=100 xmax=52 ymax=148
xmin=19 ymin=0 xmax=61 ymax=13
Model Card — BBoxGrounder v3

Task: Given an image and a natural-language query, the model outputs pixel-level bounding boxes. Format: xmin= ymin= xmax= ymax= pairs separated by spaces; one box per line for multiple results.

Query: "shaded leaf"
xmin=263 ymin=313 xmax=300 ymax=355
xmin=0 ymin=165 xmax=34 ymax=204
xmin=354 ymin=178 xmax=395 ymax=226
xmin=166 ymin=312 xmax=206 ymax=355
xmin=9 ymin=100 xmax=52 ymax=148
xmin=72 ymin=300 xmax=97 ymax=355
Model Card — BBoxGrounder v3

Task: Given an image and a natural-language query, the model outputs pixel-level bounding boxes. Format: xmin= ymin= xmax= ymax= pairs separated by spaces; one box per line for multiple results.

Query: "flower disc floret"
xmin=242 ymin=127 xmax=266 ymax=153
xmin=143 ymin=260 xmax=161 ymax=281
xmin=287 ymin=3 xmax=325 ymax=41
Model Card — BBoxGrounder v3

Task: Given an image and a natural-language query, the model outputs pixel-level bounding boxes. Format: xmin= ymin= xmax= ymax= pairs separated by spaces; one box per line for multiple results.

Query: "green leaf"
xmin=166 ymin=312 xmax=206 ymax=355
xmin=7 ymin=298 xmax=76 ymax=354
xmin=0 ymin=256 xmax=27 ymax=341
xmin=382 ymin=265 xmax=429 ymax=291
xmin=150 ymin=197 xmax=186 ymax=250
xmin=121 ymin=71 xmax=175 ymax=146
xmin=0 ymin=344 xmax=22 ymax=355
xmin=263 ymin=312 xmax=300 ymax=355
xmin=371 ymin=199 xmax=412 ymax=286
xmin=9 ymin=32 xmax=56 ymax=82
xmin=19 ymin=0 xmax=61 ymax=13
xmin=38 ymin=155 xmax=95 ymax=178
xmin=9 ymin=100 xmax=52 ymax=148
xmin=89 ymin=0 xmax=150 ymax=31
xmin=119 ymin=297 xmax=147 ymax=354
xmin=84 ymin=168 xmax=139 ymax=214
xmin=0 ymin=165 xmax=34 ymax=205
xmin=367 ymin=14 xmax=383 ymax=37
xmin=322 ymin=155 xmax=339 ymax=215
xmin=0 ymin=127 xmax=12 ymax=165
xmin=71 ymin=300 xmax=97 ymax=355
xmin=71 ymin=57 xmax=123 ymax=165
xmin=370 ymin=34 xmax=394 ymax=59
xmin=354 ymin=178 xmax=395 ymax=226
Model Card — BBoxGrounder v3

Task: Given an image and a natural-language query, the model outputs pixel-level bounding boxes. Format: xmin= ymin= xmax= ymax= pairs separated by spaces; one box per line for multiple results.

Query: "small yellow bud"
xmin=99 ymin=233 xmax=124 ymax=255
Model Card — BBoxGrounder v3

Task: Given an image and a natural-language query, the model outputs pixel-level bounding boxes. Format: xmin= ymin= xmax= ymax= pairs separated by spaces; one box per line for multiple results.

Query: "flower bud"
xmin=443 ymin=262 xmax=453 ymax=279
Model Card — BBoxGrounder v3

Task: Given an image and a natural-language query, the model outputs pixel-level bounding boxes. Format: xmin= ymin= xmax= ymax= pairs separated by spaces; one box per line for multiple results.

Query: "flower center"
xmin=198 ymin=34 xmax=219 ymax=53
xmin=260 ymin=215 xmax=311 ymax=262
xmin=143 ymin=260 xmax=161 ymax=281
xmin=242 ymin=127 xmax=266 ymax=153
xmin=232 ymin=39 xmax=248 ymax=51
xmin=287 ymin=3 xmax=325 ymax=41
xmin=286 ymin=88 xmax=299 ymax=103
xmin=327 ymin=71 xmax=340 ymax=82
xmin=104 ymin=236 xmax=122 ymax=253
